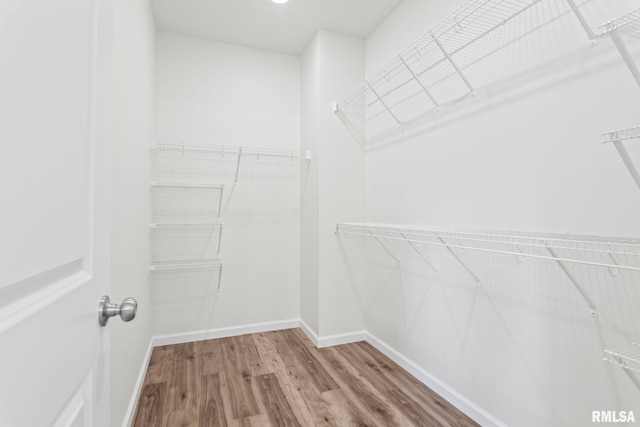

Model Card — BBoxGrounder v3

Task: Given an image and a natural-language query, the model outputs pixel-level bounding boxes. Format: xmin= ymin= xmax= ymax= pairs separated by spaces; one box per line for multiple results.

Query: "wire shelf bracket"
xmin=565 ymin=0 xmax=597 ymax=41
xmin=600 ymin=9 xmax=640 ymax=89
xmin=604 ymin=343 xmax=640 ymax=390
xmin=602 ymin=126 xmax=640 ymax=192
xmin=435 ymin=233 xmax=481 ymax=287
xmin=544 ymin=243 xmax=598 ymax=318
xmin=400 ymin=232 xmax=438 ymax=272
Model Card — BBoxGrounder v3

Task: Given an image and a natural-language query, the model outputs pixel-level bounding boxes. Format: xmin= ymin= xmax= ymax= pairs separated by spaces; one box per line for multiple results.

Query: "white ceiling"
xmin=151 ymin=0 xmax=404 ymax=55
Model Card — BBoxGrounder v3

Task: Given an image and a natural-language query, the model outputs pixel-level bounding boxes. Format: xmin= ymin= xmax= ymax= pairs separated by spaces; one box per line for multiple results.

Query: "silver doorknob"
xmin=98 ymin=296 xmax=138 ymax=326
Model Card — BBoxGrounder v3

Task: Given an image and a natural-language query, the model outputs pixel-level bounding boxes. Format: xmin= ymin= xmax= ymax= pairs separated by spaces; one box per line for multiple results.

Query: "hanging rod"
xmin=335 ymin=223 xmax=640 ymax=272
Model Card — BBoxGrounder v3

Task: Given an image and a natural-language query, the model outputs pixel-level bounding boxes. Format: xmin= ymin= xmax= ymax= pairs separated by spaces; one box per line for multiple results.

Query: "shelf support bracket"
xmin=400 ymin=232 xmax=438 ymax=272
xmin=217 ymin=265 xmax=223 ymax=291
xmin=611 ymin=139 xmax=640 ymax=191
xmin=565 ymin=0 xmax=596 ymax=41
xmin=435 ymin=234 xmax=481 ymax=286
xmin=367 ymin=229 xmax=400 ymax=264
xmin=399 ymin=56 xmax=439 ymax=107
xmin=608 ymin=29 xmax=640 ymax=88
xmin=234 ymin=148 xmax=243 ymax=184
xmin=545 ymin=244 xmax=598 ymax=317
xmin=367 ymin=82 xmax=403 ymax=125
xmin=622 ymin=369 xmax=640 ymax=390
xmin=431 ymin=32 xmax=474 ymax=93
xmin=217 ymin=186 xmax=224 ymax=219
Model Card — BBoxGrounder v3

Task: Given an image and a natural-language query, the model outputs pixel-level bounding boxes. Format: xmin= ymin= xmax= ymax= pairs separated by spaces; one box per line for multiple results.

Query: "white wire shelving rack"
xmin=334 ymin=0 xmax=596 ymax=144
xmin=602 ymin=126 xmax=640 ymax=191
xmin=148 ymin=259 xmax=224 ymax=290
xmin=335 ymin=222 xmax=640 ymax=318
xmin=150 ymin=142 xmax=311 ymax=184
xmin=604 ymin=343 xmax=640 ymax=389
xmin=599 ymin=9 xmax=640 ymax=88
xmin=150 ymin=182 xmax=224 ymax=220
xmin=149 ymin=222 xmax=223 ymax=267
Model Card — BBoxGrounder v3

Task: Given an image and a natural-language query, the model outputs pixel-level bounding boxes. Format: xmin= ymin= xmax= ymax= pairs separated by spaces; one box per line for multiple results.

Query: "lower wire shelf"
xmin=149 ymin=258 xmax=224 ymax=272
xmin=604 ymin=343 xmax=640 ymax=374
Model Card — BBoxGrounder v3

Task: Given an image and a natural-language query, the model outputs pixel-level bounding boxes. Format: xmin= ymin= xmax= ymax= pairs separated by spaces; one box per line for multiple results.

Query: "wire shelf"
xmin=599 ymin=9 xmax=640 ymax=37
xmin=602 ymin=126 xmax=640 ymax=144
xmin=149 ymin=258 xmax=224 ymax=272
xmin=151 ymin=142 xmax=311 ymax=184
xmin=150 ymin=181 xmax=224 ymax=222
xmin=150 ymin=223 xmax=223 ymax=265
xmin=604 ymin=343 xmax=640 ymax=373
xmin=336 ymin=0 xmax=590 ymax=143
xmin=336 ymin=222 xmax=640 ymax=272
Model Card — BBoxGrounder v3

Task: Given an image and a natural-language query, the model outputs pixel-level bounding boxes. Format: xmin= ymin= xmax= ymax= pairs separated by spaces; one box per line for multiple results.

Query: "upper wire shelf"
xmin=604 ymin=343 xmax=640 ymax=374
xmin=151 ymin=142 xmax=311 ymax=184
xmin=335 ymin=0 xmax=592 ymax=144
xmin=336 ymin=222 xmax=640 ymax=272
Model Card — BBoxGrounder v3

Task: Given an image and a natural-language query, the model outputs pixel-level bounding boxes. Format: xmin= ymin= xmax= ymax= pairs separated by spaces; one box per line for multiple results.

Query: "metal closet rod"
xmin=153 ymin=141 xmax=312 ymax=160
xmin=335 ymin=222 xmax=640 ymax=272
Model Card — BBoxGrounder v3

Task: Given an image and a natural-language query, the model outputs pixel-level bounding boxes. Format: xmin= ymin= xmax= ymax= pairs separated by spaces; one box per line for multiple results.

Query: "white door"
xmin=0 ymin=0 xmax=114 ymax=426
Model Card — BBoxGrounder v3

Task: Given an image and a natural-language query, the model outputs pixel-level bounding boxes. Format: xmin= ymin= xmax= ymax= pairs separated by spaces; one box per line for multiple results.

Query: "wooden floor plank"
xmin=199 ymin=373 xmax=226 ymax=426
xmin=131 ymin=328 xmax=479 ymax=427
xmin=131 ymin=382 xmax=166 ymax=427
xmin=256 ymin=373 xmax=302 ymax=427
xmin=320 ymin=346 xmax=408 ymax=426
xmin=280 ymin=329 xmax=338 ymax=392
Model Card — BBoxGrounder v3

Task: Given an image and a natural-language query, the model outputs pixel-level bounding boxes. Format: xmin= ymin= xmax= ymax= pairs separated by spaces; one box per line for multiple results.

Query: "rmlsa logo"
xmin=592 ymin=411 xmax=636 ymax=423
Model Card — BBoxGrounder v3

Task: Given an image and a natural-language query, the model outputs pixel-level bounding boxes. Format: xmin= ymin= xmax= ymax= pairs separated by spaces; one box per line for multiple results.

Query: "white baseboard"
xmin=299 ymin=319 xmax=367 ymax=348
xmin=298 ymin=319 xmax=319 ymax=346
xmin=152 ymin=318 xmax=301 ymax=347
xmin=122 ymin=339 xmax=154 ymax=427
xmin=365 ymin=332 xmax=506 ymax=427
xmin=123 ymin=319 xmax=501 ymax=427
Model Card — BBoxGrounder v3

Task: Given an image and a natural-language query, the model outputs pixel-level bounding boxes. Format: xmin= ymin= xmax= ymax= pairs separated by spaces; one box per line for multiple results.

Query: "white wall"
xmin=300 ymin=36 xmax=321 ymax=333
xmin=153 ymin=32 xmax=301 ymax=335
xmin=111 ymin=0 xmax=155 ymax=425
xmin=300 ymin=31 xmax=367 ymax=338
xmin=353 ymin=0 xmax=640 ymax=426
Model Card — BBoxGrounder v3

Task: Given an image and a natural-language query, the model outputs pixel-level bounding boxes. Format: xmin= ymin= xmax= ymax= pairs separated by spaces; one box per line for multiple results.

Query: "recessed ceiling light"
xmin=272 ymin=0 xmax=289 ymax=4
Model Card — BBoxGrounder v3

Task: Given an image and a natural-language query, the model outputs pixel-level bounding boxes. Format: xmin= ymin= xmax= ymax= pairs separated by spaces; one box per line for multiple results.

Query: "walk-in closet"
xmin=2 ymin=0 xmax=640 ymax=426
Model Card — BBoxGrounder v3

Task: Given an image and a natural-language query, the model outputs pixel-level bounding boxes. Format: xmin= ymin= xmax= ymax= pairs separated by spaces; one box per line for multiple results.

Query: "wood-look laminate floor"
xmin=132 ymin=328 xmax=479 ymax=427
